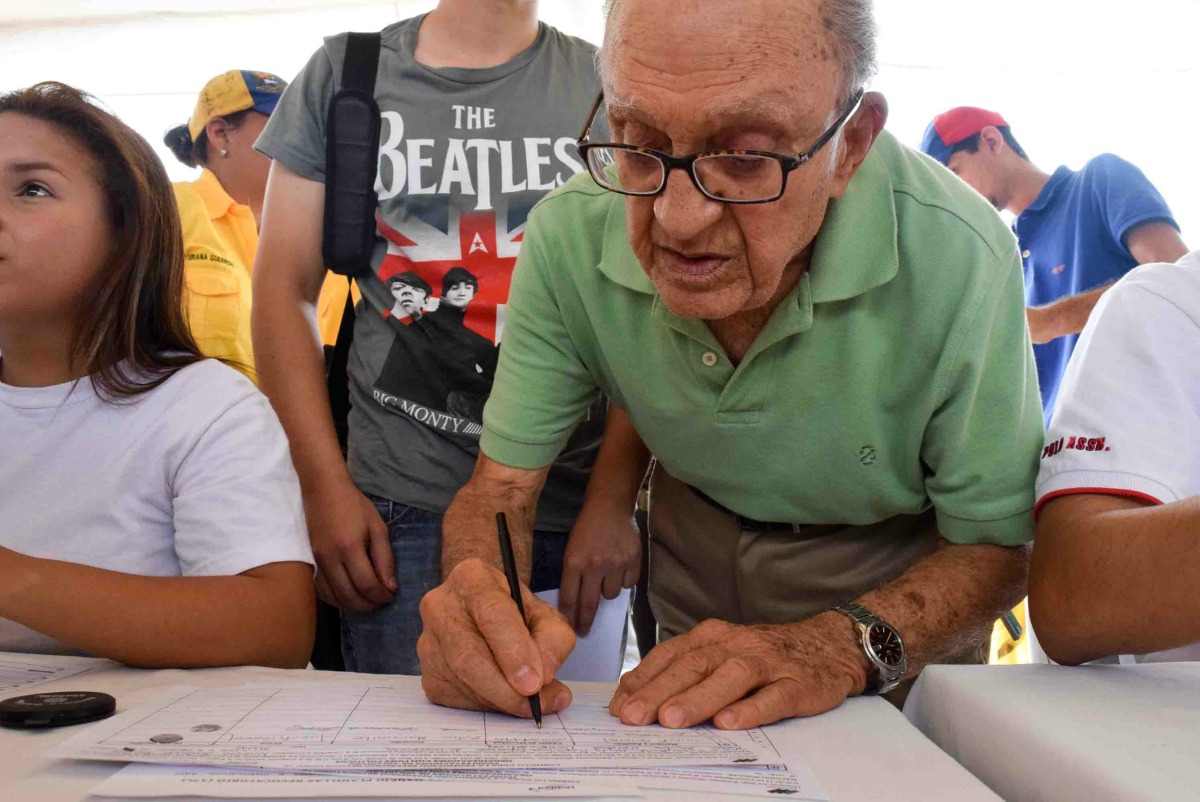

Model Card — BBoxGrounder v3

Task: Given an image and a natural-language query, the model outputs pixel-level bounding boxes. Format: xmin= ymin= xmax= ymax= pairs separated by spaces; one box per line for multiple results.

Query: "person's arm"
xmin=1026 ymin=283 xmax=1115 ymax=345
xmin=608 ymin=539 xmax=1027 ymax=729
xmin=1027 ymin=221 xmax=1188 ymax=344
xmin=0 ymin=553 xmax=313 ymax=669
xmin=1125 ymin=219 xmax=1189 ymax=266
xmin=440 ymin=455 xmax=552 ymax=580
xmin=559 ymin=404 xmax=651 ymax=634
xmin=253 ymin=161 xmax=395 ymax=612
xmin=1031 ymin=494 xmax=1200 ymax=665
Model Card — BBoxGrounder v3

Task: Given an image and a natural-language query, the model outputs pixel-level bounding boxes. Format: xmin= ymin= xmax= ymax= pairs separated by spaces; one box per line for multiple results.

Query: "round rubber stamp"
xmin=0 ymin=692 xmax=116 ymax=729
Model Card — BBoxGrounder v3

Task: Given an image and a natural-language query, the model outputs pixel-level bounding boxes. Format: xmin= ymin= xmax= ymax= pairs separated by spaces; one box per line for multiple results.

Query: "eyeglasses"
xmin=575 ymin=89 xmax=865 ymax=205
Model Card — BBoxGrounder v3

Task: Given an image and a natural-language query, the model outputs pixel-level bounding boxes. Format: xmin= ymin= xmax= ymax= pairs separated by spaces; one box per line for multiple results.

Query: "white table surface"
xmin=1 ymin=655 xmax=998 ymax=801
xmin=905 ymin=662 xmax=1200 ymax=801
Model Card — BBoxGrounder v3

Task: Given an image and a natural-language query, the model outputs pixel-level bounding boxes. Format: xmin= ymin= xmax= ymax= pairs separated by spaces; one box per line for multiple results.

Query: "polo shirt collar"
xmin=807 ymin=141 xmax=899 ymax=304
xmin=196 ymin=168 xmax=238 ymax=221
xmin=597 ymin=197 xmax=657 ymax=295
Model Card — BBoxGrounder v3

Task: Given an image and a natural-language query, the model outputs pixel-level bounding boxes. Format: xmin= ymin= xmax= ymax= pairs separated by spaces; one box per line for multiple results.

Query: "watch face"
xmin=868 ymin=622 xmax=904 ymax=667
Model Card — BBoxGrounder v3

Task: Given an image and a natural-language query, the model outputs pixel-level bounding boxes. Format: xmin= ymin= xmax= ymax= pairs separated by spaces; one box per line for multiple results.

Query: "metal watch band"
xmin=836 ymin=601 xmax=878 ymax=627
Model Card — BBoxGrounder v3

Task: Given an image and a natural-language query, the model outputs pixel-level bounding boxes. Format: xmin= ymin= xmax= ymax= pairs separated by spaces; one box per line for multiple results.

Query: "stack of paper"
xmin=47 ymin=680 xmax=827 ymax=800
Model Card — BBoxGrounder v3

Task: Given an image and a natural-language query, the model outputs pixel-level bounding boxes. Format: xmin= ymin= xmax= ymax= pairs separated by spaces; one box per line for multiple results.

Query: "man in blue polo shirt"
xmin=921 ymin=107 xmax=1188 ymax=423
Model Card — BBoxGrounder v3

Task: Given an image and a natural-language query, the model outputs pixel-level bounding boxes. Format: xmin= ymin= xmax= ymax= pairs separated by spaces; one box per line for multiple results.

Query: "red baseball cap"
xmin=921 ymin=107 xmax=1010 ymax=165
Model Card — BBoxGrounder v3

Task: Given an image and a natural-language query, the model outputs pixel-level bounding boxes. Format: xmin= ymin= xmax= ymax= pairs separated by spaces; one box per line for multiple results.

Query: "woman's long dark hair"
xmin=0 ymin=82 xmax=203 ymax=401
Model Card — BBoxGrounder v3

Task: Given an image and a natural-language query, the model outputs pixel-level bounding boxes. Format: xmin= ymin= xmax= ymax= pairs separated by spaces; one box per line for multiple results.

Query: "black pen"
xmin=496 ymin=512 xmax=543 ymax=728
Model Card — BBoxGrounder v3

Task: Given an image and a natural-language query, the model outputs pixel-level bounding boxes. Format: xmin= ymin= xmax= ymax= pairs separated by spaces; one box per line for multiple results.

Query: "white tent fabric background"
xmin=0 ymin=0 xmax=1196 ymax=236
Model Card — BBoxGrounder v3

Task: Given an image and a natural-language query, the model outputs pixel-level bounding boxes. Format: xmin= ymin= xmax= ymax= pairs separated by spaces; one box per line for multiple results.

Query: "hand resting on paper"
xmin=608 ymin=614 xmax=869 ymax=730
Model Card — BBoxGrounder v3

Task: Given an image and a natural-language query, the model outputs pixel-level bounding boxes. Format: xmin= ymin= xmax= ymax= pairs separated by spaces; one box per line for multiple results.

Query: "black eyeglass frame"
xmin=575 ymin=89 xmax=866 ymax=205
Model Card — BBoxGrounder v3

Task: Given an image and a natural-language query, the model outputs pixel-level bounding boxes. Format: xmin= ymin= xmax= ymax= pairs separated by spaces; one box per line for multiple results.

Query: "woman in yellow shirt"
xmin=165 ymin=71 xmax=353 ymax=385
xmin=163 ymin=70 xmax=288 ymax=384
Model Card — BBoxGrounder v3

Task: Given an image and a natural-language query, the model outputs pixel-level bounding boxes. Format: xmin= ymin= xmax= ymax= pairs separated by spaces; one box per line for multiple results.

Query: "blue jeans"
xmin=341 ymin=493 xmax=569 ymax=675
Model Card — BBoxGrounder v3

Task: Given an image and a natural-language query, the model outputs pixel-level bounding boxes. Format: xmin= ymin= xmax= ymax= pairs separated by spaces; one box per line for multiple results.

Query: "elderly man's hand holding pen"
xmin=417 ymin=556 xmax=576 ymax=719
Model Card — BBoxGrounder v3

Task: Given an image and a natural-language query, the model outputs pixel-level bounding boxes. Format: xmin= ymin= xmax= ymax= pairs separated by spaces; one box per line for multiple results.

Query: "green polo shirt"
xmin=482 ymin=131 xmax=1043 ymax=545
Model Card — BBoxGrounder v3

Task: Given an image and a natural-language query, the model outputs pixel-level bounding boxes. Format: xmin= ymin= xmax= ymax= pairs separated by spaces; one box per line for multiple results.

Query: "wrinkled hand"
xmin=559 ymin=506 xmax=641 ymax=635
xmin=418 ymin=558 xmax=577 ymax=717
xmin=608 ymin=613 xmax=870 ymax=730
xmin=306 ymin=479 xmax=396 ymax=611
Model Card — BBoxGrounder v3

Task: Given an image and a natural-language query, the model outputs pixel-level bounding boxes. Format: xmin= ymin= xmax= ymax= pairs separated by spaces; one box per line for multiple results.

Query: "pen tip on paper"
xmin=536 ymin=720 xmax=542 ymax=729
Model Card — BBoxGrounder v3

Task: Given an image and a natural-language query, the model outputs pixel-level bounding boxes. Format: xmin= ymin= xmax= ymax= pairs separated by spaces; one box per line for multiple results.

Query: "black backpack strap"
xmin=322 ymin=32 xmax=382 ymax=457
xmin=323 ymin=31 xmax=383 ymax=277
xmin=342 ymin=31 xmax=381 ymax=94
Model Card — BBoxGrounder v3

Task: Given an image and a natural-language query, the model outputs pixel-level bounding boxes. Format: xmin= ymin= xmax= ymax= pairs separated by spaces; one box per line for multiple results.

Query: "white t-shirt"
xmin=0 ymin=359 xmax=314 ymax=655
xmin=1034 ymin=250 xmax=1200 ymax=663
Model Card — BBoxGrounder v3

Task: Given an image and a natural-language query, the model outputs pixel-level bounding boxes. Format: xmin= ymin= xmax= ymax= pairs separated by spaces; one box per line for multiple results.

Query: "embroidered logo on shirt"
xmin=858 ymin=446 xmax=878 ymax=466
xmin=1042 ymin=435 xmax=1110 ymax=459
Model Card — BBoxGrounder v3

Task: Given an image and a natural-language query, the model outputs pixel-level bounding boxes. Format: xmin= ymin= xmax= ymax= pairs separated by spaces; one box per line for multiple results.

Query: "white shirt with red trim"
xmin=1034 ymin=250 xmax=1200 ymax=663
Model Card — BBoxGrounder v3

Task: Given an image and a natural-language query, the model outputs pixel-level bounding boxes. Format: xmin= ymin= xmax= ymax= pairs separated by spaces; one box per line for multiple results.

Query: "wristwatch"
xmin=835 ymin=602 xmax=907 ymax=695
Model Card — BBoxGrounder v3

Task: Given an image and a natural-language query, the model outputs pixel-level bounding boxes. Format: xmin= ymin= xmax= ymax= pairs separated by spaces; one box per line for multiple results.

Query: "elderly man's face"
xmin=604 ymin=0 xmax=868 ymax=321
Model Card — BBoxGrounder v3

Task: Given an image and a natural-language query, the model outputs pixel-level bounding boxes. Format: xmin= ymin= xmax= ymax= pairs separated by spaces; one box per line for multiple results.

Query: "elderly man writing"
xmin=418 ymin=0 xmax=1043 ymax=729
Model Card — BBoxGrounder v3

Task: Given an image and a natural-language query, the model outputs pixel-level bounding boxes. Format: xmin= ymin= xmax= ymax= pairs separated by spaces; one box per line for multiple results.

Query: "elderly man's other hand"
xmin=418 ymin=558 xmax=576 ymax=716
xmin=609 ymin=613 xmax=870 ymax=730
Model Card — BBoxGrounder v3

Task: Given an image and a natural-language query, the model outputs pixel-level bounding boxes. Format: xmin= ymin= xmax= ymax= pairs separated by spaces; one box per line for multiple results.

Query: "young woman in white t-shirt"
xmin=0 ymin=82 xmax=315 ymax=668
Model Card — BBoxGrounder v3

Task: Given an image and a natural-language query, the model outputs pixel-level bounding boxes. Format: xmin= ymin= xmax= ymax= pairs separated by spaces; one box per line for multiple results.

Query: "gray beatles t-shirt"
xmin=257 ymin=17 xmax=608 ymax=530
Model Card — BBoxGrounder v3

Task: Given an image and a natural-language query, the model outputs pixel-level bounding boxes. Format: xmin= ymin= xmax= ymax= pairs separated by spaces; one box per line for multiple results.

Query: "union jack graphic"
xmin=375 ymin=209 xmax=524 ymax=344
